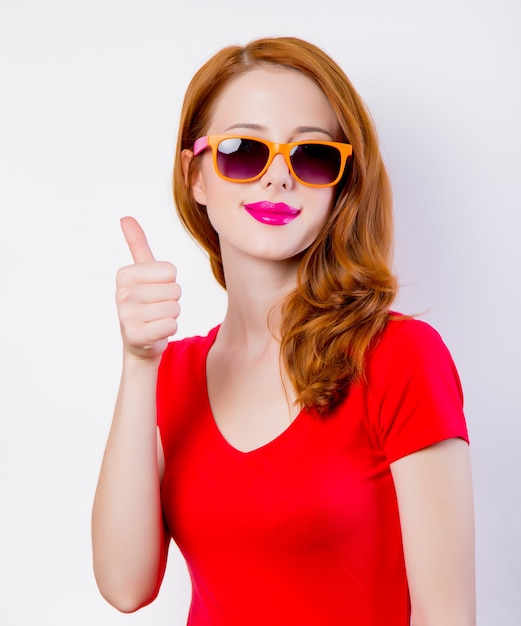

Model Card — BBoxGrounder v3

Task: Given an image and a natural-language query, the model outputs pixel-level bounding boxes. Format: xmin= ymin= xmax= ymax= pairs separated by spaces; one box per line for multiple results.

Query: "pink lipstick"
xmin=243 ymin=201 xmax=301 ymax=226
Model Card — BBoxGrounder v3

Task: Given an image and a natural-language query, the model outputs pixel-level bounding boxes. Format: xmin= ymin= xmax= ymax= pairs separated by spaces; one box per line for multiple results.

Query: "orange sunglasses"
xmin=193 ymin=135 xmax=353 ymax=188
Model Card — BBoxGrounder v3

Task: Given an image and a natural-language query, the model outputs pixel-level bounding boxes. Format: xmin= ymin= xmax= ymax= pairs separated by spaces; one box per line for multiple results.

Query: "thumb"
xmin=120 ymin=216 xmax=156 ymax=263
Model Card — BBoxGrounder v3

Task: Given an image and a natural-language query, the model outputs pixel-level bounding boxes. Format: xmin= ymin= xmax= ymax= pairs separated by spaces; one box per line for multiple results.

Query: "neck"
xmin=218 ymin=247 xmax=299 ymax=348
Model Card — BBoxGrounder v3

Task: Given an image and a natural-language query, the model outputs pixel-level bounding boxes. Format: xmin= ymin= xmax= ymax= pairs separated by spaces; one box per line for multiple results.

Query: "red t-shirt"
xmin=157 ymin=316 xmax=468 ymax=625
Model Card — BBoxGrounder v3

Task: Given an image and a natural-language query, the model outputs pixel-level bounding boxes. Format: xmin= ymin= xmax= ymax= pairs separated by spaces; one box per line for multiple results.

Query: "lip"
xmin=243 ymin=201 xmax=301 ymax=226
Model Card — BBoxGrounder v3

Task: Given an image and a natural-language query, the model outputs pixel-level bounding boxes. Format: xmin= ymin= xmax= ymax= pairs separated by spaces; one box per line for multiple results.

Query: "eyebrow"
xmin=223 ymin=123 xmax=334 ymax=140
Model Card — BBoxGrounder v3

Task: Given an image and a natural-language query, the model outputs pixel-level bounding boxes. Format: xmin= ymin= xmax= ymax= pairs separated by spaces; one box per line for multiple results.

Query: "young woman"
xmin=92 ymin=37 xmax=475 ymax=625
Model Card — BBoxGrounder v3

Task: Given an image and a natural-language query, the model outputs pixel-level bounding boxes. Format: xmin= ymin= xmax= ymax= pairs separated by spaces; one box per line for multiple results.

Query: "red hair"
xmin=173 ymin=36 xmax=397 ymax=412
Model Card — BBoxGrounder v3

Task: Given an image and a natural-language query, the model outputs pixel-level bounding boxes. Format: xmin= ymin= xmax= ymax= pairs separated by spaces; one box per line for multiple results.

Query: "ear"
xmin=181 ymin=148 xmax=207 ymax=206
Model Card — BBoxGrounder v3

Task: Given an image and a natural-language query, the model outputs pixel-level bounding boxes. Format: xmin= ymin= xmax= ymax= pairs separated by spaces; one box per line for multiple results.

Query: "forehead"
xmin=207 ymin=66 xmax=339 ymax=137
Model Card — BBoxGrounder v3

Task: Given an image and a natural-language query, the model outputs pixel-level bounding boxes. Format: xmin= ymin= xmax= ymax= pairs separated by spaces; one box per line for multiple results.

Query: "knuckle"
xmin=116 ymin=265 xmax=132 ymax=285
xmin=117 ymin=307 xmax=133 ymax=326
xmin=166 ymin=319 xmax=178 ymax=336
xmin=116 ymin=286 xmax=133 ymax=305
xmin=159 ymin=261 xmax=177 ymax=281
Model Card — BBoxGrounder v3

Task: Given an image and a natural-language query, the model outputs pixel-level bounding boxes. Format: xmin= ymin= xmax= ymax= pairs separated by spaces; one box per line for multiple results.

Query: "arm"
xmin=91 ymin=217 xmax=180 ymax=612
xmin=390 ymin=438 xmax=476 ymax=626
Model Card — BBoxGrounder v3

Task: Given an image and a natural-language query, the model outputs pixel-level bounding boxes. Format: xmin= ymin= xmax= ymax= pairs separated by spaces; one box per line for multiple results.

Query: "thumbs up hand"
xmin=116 ymin=217 xmax=181 ymax=360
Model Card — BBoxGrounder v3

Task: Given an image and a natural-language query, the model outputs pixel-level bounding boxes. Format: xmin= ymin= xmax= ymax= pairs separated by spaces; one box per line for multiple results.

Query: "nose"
xmin=260 ymin=153 xmax=294 ymax=190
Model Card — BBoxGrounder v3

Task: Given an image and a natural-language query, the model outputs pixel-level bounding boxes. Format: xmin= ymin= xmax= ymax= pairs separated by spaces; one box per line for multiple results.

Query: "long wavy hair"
xmin=173 ymin=36 xmax=397 ymax=412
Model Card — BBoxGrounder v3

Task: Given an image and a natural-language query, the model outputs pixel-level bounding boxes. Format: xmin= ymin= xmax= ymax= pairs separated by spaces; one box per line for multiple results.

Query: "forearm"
xmin=92 ymin=353 xmax=166 ymax=612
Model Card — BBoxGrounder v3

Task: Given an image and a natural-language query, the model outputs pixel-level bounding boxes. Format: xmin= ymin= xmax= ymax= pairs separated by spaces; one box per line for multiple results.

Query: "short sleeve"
xmin=156 ymin=327 xmax=220 ymax=461
xmin=366 ymin=317 xmax=469 ymax=463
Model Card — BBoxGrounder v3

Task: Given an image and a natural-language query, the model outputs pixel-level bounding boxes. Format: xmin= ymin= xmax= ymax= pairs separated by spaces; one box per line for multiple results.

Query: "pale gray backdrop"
xmin=0 ymin=0 xmax=519 ymax=624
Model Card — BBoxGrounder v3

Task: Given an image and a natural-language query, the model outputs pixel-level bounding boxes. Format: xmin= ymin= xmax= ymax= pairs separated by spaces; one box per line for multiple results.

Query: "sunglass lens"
xmin=216 ymin=138 xmax=269 ymax=180
xmin=290 ymin=144 xmax=342 ymax=185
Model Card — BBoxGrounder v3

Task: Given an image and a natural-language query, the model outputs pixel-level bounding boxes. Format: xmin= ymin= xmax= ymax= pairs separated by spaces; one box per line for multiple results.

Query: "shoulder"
xmin=157 ymin=326 xmax=219 ymax=405
xmin=160 ymin=326 xmax=220 ymax=372
xmin=367 ymin=313 xmax=459 ymax=381
xmin=375 ymin=313 xmax=448 ymax=352
xmin=363 ymin=313 xmax=468 ymax=461
xmin=156 ymin=326 xmax=219 ymax=440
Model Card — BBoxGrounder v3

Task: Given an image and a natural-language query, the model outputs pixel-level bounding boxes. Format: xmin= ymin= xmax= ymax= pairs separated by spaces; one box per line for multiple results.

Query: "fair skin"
xmin=92 ymin=67 xmax=475 ymax=623
xmin=189 ymin=67 xmax=339 ymax=449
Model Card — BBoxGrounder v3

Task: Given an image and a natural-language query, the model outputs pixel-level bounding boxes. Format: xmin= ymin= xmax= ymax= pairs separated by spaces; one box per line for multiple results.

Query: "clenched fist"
xmin=116 ymin=217 xmax=181 ymax=360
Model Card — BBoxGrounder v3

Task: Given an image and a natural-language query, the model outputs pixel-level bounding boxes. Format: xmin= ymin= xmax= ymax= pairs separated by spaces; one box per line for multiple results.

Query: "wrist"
xmin=122 ymin=348 xmax=163 ymax=371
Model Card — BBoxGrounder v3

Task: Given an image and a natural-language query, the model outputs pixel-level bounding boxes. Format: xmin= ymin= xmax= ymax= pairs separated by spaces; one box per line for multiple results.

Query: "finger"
xmin=116 ymin=261 xmax=177 ymax=289
xmin=123 ymin=318 xmax=179 ymax=348
xmin=120 ymin=216 xmax=156 ymax=264
xmin=131 ymin=300 xmax=181 ymax=323
xmin=116 ymin=283 xmax=181 ymax=304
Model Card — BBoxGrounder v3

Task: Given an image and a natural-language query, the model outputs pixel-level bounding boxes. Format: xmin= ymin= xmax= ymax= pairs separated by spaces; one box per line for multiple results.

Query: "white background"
xmin=0 ymin=0 xmax=519 ymax=624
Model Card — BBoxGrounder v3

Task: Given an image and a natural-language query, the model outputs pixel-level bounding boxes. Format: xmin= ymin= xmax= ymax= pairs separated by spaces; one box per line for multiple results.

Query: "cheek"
xmin=313 ymin=188 xmax=336 ymax=222
xmin=300 ymin=191 xmax=335 ymax=246
xmin=202 ymin=182 xmax=235 ymax=224
xmin=202 ymin=183 xmax=238 ymax=233
xmin=309 ymin=190 xmax=336 ymax=239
